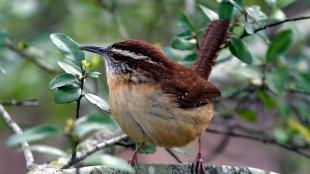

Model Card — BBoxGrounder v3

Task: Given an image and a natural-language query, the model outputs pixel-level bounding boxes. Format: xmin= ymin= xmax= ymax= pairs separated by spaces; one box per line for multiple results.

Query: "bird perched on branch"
xmin=80 ymin=19 xmax=230 ymax=173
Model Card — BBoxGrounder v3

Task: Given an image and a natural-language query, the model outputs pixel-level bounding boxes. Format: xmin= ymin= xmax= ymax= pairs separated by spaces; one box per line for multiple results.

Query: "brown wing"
xmin=161 ymin=68 xmax=220 ymax=109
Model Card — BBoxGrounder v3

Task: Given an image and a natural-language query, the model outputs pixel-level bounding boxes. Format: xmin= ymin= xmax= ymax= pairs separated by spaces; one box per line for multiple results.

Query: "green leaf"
xmin=257 ymin=90 xmax=275 ymax=108
xmin=270 ymin=8 xmax=286 ymax=20
xmin=162 ymin=48 xmax=177 ymax=61
xmin=54 ymin=84 xmax=81 ymax=104
xmin=273 ymin=128 xmax=289 ymax=144
xmin=244 ymin=6 xmax=268 ymax=34
xmin=171 ymin=37 xmax=196 ymax=50
xmin=0 ymin=29 xmax=10 ymax=46
xmin=232 ymin=0 xmax=244 ymax=9
xmin=57 ymin=61 xmax=82 ymax=76
xmin=237 ymin=109 xmax=257 ymax=122
xmin=6 ymin=125 xmax=59 ymax=147
xmin=199 ymin=5 xmax=219 ymax=21
xmin=74 ymin=113 xmax=118 ymax=138
xmin=229 ymin=37 xmax=253 ymax=64
xmin=178 ymin=13 xmax=195 ymax=34
xmin=219 ymin=1 xmax=234 ymax=20
xmin=49 ymin=73 xmax=77 ymax=89
xmin=138 ymin=144 xmax=156 ymax=154
xmin=297 ymin=102 xmax=310 ymax=121
xmin=50 ymin=33 xmax=84 ymax=63
xmin=85 ymin=93 xmax=110 ymax=111
xmin=83 ymin=154 xmax=134 ymax=173
xmin=88 ymin=71 xmax=101 ymax=78
xmin=183 ymin=52 xmax=197 ymax=61
xmin=275 ymin=99 xmax=291 ymax=118
xmin=29 ymin=145 xmax=67 ymax=157
xmin=232 ymin=24 xmax=245 ymax=37
xmin=265 ymin=67 xmax=289 ymax=94
xmin=294 ymin=73 xmax=310 ymax=92
xmin=266 ymin=29 xmax=293 ymax=62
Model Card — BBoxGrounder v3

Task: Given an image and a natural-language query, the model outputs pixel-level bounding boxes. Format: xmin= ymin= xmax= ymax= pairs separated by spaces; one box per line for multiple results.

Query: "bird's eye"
xmin=110 ymin=53 xmax=124 ymax=62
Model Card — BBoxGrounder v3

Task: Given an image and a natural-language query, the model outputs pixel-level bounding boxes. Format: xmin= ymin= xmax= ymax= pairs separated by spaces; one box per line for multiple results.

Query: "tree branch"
xmin=62 ymin=133 xmax=128 ymax=169
xmin=165 ymin=148 xmax=183 ymax=163
xmin=4 ymin=39 xmax=58 ymax=74
xmin=0 ymin=104 xmax=35 ymax=169
xmin=241 ymin=16 xmax=310 ymax=38
xmin=206 ymin=127 xmax=310 ymax=159
xmin=0 ymin=99 xmax=39 ymax=107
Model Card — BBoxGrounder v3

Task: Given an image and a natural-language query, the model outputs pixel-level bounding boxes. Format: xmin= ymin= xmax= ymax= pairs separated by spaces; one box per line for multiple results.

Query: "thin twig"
xmin=70 ymin=69 xmax=85 ymax=163
xmin=4 ymin=39 xmax=58 ymax=74
xmin=62 ymin=133 xmax=128 ymax=169
xmin=0 ymin=104 xmax=35 ymax=169
xmin=206 ymin=127 xmax=310 ymax=159
xmin=241 ymin=16 xmax=310 ymax=38
xmin=0 ymin=99 xmax=39 ymax=107
xmin=165 ymin=148 xmax=183 ymax=163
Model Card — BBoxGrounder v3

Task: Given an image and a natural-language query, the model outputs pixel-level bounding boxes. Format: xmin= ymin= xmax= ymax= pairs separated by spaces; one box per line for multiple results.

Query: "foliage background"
xmin=0 ymin=0 xmax=310 ymax=173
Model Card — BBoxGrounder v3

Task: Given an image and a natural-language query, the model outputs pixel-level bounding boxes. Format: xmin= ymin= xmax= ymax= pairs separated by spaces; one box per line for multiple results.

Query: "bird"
xmin=80 ymin=19 xmax=229 ymax=173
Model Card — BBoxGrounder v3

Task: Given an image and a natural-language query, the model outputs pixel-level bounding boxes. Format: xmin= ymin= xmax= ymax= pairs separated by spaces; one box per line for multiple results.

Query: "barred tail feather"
xmin=192 ymin=20 xmax=230 ymax=79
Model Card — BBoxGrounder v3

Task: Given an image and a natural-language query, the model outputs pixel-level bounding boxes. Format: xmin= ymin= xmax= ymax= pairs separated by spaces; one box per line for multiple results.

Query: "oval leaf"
xmin=57 ymin=61 xmax=82 ymax=76
xmin=6 ymin=125 xmax=59 ymax=147
xmin=237 ymin=109 xmax=257 ymax=123
xmin=83 ymin=154 xmax=134 ymax=173
xmin=178 ymin=13 xmax=195 ymax=34
xmin=229 ymin=37 xmax=253 ymax=64
xmin=266 ymin=29 xmax=293 ymax=62
xmin=88 ymin=71 xmax=101 ymax=78
xmin=85 ymin=93 xmax=110 ymax=111
xmin=199 ymin=5 xmax=219 ymax=21
xmin=50 ymin=33 xmax=84 ymax=63
xmin=219 ymin=1 xmax=234 ymax=20
xmin=49 ymin=73 xmax=77 ymax=89
xmin=171 ymin=37 xmax=196 ymax=50
xmin=265 ymin=67 xmax=289 ymax=94
xmin=54 ymin=84 xmax=81 ymax=104
xmin=74 ymin=113 xmax=118 ymax=138
xmin=29 ymin=145 xmax=67 ymax=157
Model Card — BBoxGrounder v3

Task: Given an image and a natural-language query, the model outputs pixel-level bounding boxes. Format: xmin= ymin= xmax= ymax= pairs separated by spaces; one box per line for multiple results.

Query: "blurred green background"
xmin=1 ymin=0 xmax=310 ymax=174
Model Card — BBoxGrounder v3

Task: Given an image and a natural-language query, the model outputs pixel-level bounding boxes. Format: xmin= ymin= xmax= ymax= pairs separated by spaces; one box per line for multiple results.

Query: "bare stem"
xmin=62 ymin=133 xmax=128 ymax=169
xmin=165 ymin=148 xmax=183 ymax=163
xmin=0 ymin=104 xmax=35 ymax=169
xmin=4 ymin=39 xmax=58 ymax=74
xmin=0 ymin=99 xmax=39 ymax=107
xmin=70 ymin=72 xmax=85 ymax=163
xmin=241 ymin=16 xmax=310 ymax=38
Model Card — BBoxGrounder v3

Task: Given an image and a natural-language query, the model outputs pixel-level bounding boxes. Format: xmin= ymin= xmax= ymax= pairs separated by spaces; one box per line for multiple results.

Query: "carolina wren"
xmin=80 ymin=20 xmax=229 ymax=172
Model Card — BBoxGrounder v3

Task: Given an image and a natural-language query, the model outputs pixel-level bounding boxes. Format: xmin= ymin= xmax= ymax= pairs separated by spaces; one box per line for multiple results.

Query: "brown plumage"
xmin=80 ymin=19 xmax=229 ymax=161
xmin=192 ymin=20 xmax=230 ymax=79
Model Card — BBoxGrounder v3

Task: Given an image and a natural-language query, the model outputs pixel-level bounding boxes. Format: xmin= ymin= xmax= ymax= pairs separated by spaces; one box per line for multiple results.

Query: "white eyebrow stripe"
xmin=111 ymin=48 xmax=149 ymax=60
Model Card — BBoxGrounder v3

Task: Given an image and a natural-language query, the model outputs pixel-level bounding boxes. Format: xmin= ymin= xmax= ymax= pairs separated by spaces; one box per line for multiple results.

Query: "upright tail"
xmin=192 ymin=20 xmax=230 ymax=79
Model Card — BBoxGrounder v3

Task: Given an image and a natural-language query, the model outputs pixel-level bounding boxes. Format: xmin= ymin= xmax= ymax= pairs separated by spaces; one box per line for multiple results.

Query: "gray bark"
xmin=28 ymin=163 xmax=278 ymax=174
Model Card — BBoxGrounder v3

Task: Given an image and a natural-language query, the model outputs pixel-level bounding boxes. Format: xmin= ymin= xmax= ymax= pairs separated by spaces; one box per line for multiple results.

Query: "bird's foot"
xmin=191 ymin=157 xmax=205 ymax=174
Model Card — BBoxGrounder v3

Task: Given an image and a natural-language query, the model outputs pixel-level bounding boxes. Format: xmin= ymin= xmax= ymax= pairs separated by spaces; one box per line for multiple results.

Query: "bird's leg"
xmin=192 ymin=137 xmax=205 ymax=174
xmin=128 ymin=142 xmax=145 ymax=166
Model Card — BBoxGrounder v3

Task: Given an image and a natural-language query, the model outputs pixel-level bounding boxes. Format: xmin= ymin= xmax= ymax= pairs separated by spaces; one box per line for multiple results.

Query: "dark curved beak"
xmin=79 ymin=46 xmax=107 ymax=55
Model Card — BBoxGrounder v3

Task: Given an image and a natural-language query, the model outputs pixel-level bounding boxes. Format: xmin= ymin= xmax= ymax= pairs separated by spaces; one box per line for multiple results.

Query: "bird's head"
xmin=80 ymin=40 xmax=178 ymax=84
